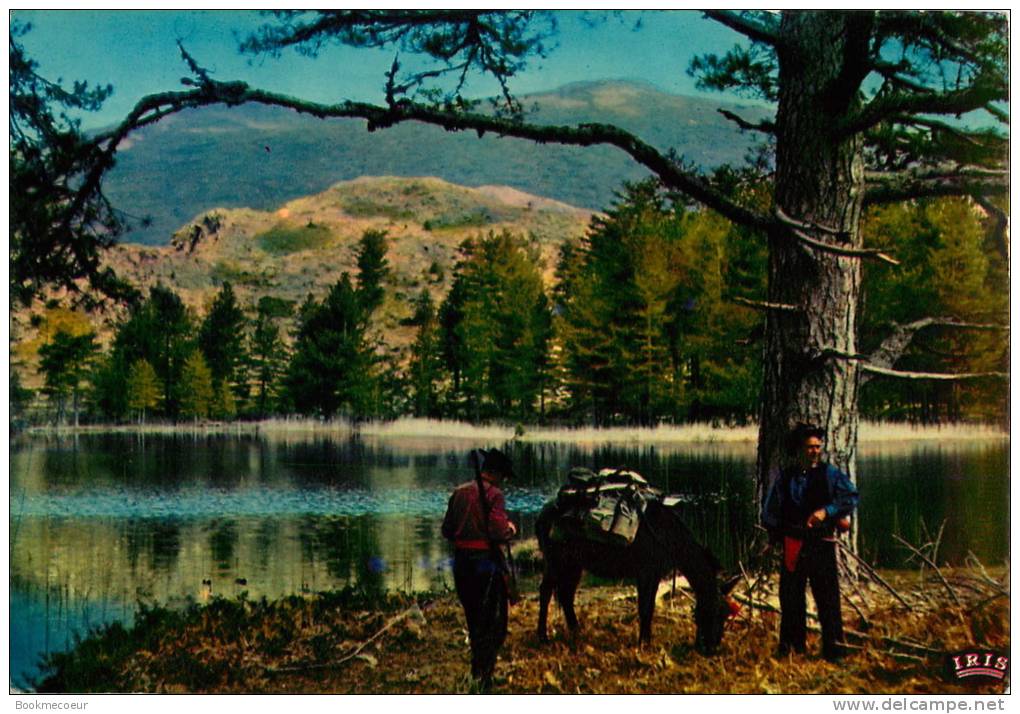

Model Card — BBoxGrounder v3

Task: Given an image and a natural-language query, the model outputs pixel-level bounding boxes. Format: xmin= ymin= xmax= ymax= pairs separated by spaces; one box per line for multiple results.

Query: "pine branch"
xmin=863 ymin=168 xmax=1008 ymax=205
xmin=774 ymin=208 xmax=899 ymax=265
xmin=867 ymin=317 xmax=1008 ymax=374
xmin=843 ymin=81 xmax=1006 ymax=136
xmin=890 ymin=114 xmax=1001 ymax=148
xmin=703 ymin=11 xmax=780 ymax=46
xmin=731 ymin=296 xmax=798 ymax=313
xmin=785 ymin=225 xmax=900 ymax=266
xmin=861 ymin=364 xmax=1008 ymax=381
xmin=81 ymin=76 xmax=774 ymax=233
xmin=717 ymin=109 xmax=775 ymax=134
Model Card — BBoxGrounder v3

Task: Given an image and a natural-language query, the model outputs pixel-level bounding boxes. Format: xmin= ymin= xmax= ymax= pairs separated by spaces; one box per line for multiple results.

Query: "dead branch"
xmin=866 ymin=317 xmax=1009 ymax=378
xmin=732 ymin=296 xmax=799 ymax=312
xmin=861 ymin=364 xmax=1009 ymax=381
xmin=892 ymin=534 xmax=962 ymax=607
xmin=732 ymin=594 xmax=941 ymax=658
xmin=268 ymin=602 xmax=425 ymax=675
xmin=834 ymin=541 xmax=912 ymax=609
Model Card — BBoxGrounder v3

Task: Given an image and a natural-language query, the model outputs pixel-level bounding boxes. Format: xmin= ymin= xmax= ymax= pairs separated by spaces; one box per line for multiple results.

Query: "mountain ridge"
xmin=13 ymin=176 xmax=595 ymax=386
xmin=102 ymin=80 xmax=771 ymax=245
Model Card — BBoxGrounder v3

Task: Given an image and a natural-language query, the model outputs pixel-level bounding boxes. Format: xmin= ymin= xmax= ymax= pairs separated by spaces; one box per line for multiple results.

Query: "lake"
xmin=9 ymin=428 xmax=1009 ymax=688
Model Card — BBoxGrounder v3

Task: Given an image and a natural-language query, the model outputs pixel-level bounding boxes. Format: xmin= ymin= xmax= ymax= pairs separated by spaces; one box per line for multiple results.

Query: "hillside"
xmin=102 ymin=80 xmax=771 ymax=244
xmin=13 ymin=176 xmax=593 ymax=385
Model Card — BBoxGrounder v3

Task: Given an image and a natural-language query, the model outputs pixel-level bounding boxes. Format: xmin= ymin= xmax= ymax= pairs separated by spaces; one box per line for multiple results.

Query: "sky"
xmin=11 ymin=10 xmax=752 ymax=130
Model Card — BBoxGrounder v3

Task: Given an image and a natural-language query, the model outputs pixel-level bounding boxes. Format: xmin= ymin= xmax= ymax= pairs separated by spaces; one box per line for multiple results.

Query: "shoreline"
xmin=28 ymin=565 xmax=1009 ymax=695
xmin=21 ymin=417 xmax=1010 ymax=445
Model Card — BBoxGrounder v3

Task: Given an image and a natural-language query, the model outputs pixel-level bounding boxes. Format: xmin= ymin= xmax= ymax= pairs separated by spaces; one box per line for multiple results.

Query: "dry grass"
xmin=37 ymin=561 xmax=1008 ymax=694
xmin=27 ymin=418 xmax=1008 ymax=448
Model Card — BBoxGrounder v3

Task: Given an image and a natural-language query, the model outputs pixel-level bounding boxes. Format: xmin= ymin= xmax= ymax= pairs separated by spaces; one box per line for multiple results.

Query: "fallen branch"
xmin=268 ymin=602 xmax=426 ymax=675
xmin=731 ymin=594 xmax=940 ymax=657
xmin=892 ymin=535 xmax=962 ymax=607
xmin=834 ymin=541 xmax=912 ymax=609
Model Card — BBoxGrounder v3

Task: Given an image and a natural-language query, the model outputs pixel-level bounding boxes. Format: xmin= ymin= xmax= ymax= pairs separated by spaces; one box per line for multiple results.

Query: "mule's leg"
xmin=636 ymin=573 xmax=659 ymax=645
xmin=556 ymin=565 xmax=584 ymax=637
xmin=537 ymin=567 xmax=556 ymax=644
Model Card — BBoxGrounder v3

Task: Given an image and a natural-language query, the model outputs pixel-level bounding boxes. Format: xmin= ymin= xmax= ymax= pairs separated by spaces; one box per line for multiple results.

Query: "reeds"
xmin=26 ymin=418 xmax=1007 ymax=446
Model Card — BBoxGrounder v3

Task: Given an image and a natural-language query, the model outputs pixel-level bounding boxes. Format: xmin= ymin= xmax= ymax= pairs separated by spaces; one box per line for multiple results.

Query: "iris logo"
xmin=945 ymin=651 xmax=1009 ymax=682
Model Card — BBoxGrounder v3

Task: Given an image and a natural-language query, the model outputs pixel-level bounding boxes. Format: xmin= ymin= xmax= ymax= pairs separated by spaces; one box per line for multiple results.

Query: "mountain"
xmin=103 ymin=80 xmax=771 ymax=245
xmin=13 ymin=176 xmax=594 ymax=385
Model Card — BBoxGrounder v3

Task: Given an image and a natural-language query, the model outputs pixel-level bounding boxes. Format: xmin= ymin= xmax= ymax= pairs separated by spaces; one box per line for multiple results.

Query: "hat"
xmin=478 ymin=448 xmax=514 ymax=479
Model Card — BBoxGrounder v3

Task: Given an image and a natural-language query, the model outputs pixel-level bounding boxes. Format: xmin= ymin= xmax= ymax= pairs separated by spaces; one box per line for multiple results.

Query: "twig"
xmin=268 ymin=602 xmax=425 ymax=675
xmin=732 ymin=595 xmax=939 ymax=657
xmin=892 ymin=534 xmax=962 ymax=607
xmin=841 ymin=589 xmax=870 ymax=628
xmin=834 ymin=541 xmax=912 ymax=609
xmin=964 ymin=551 xmax=1009 ymax=596
xmin=837 ymin=556 xmax=872 ymax=627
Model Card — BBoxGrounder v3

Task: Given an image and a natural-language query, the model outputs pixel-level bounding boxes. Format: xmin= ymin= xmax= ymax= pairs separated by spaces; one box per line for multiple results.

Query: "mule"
xmin=536 ymin=498 xmax=738 ymax=654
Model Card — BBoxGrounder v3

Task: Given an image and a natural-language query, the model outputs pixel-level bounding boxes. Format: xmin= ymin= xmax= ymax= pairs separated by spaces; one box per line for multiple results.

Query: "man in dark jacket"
xmin=762 ymin=424 xmax=859 ymax=662
xmin=441 ymin=448 xmax=517 ymax=690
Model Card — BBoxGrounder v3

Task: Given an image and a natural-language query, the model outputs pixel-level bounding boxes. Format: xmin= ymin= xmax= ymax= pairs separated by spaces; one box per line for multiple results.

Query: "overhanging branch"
xmin=843 ymin=81 xmax=1006 ymax=136
xmin=868 ymin=317 xmax=1009 ymax=373
xmin=861 ymin=364 xmax=1008 ymax=381
xmin=703 ymin=10 xmax=780 ymax=46
xmin=717 ymin=109 xmax=775 ymax=134
xmin=863 ymin=168 xmax=1009 ymax=205
xmin=81 ymin=75 xmax=772 ymax=233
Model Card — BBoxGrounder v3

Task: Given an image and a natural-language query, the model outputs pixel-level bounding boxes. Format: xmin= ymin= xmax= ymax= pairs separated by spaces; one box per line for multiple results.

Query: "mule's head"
xmin=694 ymin=574 xmax=740 ymax=655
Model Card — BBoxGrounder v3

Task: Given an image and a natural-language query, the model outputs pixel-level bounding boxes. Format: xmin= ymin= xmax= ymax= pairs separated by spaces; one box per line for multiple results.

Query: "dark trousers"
xmin=453 ymin=550 xmax=508 ymax=682
xmin=779 ymin=538 xmax=845 ymax=659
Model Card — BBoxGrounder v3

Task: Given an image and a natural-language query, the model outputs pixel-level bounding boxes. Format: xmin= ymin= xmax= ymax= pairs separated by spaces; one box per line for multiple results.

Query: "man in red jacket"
xmin=442 ymin=448 xmax=517 ymax=690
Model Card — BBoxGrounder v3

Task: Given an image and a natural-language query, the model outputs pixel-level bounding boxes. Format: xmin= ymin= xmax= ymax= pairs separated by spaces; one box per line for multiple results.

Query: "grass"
xmin=422 ymin=208 xmax=496 ymax=231
xmin=32 ymin=564 xmax=1008 ymax=694
xmin=26 ymin=418 xmax=1008 ymax=449
xmin=210 ymin=261 xmax=275 ymax=288
xmin=258 ymin=222 xmax=334 ymax=255
xmin=338 ymin=198 xmax=415 ymax=221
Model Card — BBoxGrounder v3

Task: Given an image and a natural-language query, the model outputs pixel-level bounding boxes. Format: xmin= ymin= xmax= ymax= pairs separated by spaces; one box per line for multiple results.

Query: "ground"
xmin=35 ymin=563 xmax=1009 ymax=695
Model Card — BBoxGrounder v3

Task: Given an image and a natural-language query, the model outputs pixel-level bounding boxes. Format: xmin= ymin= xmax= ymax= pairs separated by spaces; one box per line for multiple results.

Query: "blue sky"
xmin=12 ymin=10 xmax=752 ymax=129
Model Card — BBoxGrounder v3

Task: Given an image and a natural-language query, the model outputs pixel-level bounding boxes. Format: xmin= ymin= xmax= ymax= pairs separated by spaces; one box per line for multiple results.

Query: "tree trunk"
xmin=757 ymin=13 xmax=866 ymax=553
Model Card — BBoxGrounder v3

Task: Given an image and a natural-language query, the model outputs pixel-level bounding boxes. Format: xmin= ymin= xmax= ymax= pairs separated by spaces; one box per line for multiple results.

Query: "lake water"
xmin=9 ymin=430 xmax=1009 ymax=688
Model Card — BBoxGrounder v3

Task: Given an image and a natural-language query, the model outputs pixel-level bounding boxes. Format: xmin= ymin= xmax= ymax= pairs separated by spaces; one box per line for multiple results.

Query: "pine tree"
xmin=355 ymin=229 xmax=390 ymax=316
xmin=126 ymin=358 xmax=161 ymax=424
xmin=37 ymin=329 xmax=98 ymax=426
xmin=198 ymin=282 xmax=248 ymax=406
xmin=10 ymin=21 xmax=137 ymax=307
xmin=440 ymin=231 xmax=551 ymax=421
xmin=284 ymin=275 xmax=376 ymax=418
xmin=179 ymin=351 xmax=214 ymax=421
xmin=250 ymin=296 xmax=290 ymax=418
xmin=407 ymin=289 xmax=443 ymax=418
xmin=102 ymin=285 xmax=194 ymax=419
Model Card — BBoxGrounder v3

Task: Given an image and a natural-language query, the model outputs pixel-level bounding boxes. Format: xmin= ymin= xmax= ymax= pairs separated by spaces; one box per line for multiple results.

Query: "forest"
xmin=16 ymin=180 xmax=1008 ymax=429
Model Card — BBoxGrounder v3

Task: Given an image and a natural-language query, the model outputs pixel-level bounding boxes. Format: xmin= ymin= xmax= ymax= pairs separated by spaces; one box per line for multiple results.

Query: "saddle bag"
xmin=552 ymin=468 xmax=658 ymax=546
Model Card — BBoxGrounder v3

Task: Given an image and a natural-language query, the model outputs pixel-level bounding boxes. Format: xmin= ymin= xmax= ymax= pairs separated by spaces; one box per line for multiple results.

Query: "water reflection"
xmin=9 ymin=431 xmax=1009 ymax=686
